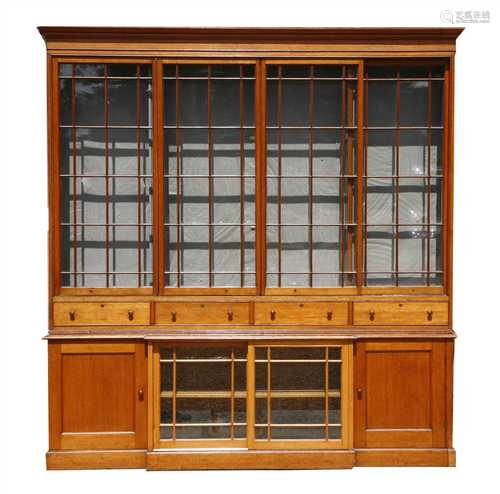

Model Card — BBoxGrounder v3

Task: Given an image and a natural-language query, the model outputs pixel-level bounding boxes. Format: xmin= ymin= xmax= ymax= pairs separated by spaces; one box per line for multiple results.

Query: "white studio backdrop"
xmin=2 ymin=1 xmax=499 ymax=492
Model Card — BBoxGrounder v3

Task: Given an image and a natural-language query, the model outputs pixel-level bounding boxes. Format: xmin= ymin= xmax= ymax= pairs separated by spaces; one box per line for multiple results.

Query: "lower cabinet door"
xmin=153 ymin=342 xmax=353 ymax=450
xmin=48 ymin=341 xmax=147 ymax=450
xmin=354 ymin=340 xmax=452 ymax=448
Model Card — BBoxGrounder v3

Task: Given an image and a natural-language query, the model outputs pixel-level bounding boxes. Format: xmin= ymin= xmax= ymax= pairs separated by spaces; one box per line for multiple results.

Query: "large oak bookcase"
xmin=39 ymin=26 xmax=462 ymax=470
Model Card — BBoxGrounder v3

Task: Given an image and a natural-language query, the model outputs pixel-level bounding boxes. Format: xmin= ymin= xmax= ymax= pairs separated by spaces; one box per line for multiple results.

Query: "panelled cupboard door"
xmin=354 ymin=341 xmax=452 ymax=449
xmin=48 ymin=341 xmax=147 ymax=450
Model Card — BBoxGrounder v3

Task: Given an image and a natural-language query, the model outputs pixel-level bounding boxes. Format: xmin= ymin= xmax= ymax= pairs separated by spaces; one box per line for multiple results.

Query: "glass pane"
xmin=366 ymin=81 xmax=396 ymax=127
xmin=432 ymin=81 xmax=444 ymax=126
xmin=400 ymin=81 xmax=428 ymax=127
xmin=366 ymin=178 xmax=396 ymax=224
xmin=176 ymin=426 xmax=231 ymax=439
xmin=328 ymin=363 xmax=341 ymax=390
xmin=75 ymin=64 xmax=104 ymax=77
xmin=75 ymin=79 xmax=104 ymax=125
xmin=176 ymin=398 xmax=230 ymax=423
xmin=271 ymin=347 xmax=326 ymax=360
xmin=365 ymin=130 xmax=396 ymax=176
xmin=180 ymin=80 xmax=208 ymax=126
xmin=365 ymin=226 xmax=397 ymax=278
xmin=399 ymin=178 xmax=426 ymax=224
xmin=314 ymin=80 xmax=342 ymax=126
xmin=270 ymin=426 xmax=325 ymax=440
xmin=176 ymin=361 xmax=230 ymax=391
xmin=271 ymin=398 xmax=325 ymax=424
xmin=271 ymin=362 xmax=324 ymax=390
xmin=313 ymin=130 xmax=342 ymax=176
xmin=108 ymin=79 xmax=151 ymax=126
xmin=212 ymin=80 xmax=240 ymax=126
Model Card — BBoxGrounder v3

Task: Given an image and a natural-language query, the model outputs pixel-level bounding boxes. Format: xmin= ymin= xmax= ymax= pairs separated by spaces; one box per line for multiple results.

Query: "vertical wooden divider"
xmin=246 ymin=344 xmax=256 ymax=447
xmin=255 ymin=60 xmax=267 ymax=295
xmin=152 ymin=60 xmax=164 ymax=294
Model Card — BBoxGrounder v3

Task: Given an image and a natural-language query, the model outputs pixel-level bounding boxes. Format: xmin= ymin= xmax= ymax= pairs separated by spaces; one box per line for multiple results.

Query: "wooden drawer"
xmin=156 ymin=302 xmax=251 ymax=325
xmin=53 ymin=302 xmax=150 ymax=326
xmin=254 ymin=302 xmax=349 ymax=325
xmin=353 ymin=302 xmax=448 ymax=326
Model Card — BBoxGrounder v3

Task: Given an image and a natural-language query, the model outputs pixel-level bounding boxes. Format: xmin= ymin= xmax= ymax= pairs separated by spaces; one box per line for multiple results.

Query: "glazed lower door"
xmin=153 ymin=342 xmax=352 ymax=449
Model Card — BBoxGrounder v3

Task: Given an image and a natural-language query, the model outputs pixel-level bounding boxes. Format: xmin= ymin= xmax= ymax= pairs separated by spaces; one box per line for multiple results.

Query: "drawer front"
xmin=53 ymin=302 xmax=150 ymax=326
xmin=353 ymin=302 xmax=448 ymax=326
xmin=156 ymin=302 xmax=251 ymax=325
xmin=254 ymin=302 xmax=349 ymax=325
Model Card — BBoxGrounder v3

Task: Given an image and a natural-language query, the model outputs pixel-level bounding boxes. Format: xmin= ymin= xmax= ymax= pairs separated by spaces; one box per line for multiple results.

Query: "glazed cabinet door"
xmin=354 ymin=340 xmax=452 ymax=448
xmin=48 ymin=341 xmax=148 ymax=450
xmin=153 ymin=342 xmax=353 ymax=450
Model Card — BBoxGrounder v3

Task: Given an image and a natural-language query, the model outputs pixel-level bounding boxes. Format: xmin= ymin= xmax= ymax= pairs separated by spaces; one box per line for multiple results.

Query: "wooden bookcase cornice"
xmin=38 ymin=26 xmax=464 ymax=57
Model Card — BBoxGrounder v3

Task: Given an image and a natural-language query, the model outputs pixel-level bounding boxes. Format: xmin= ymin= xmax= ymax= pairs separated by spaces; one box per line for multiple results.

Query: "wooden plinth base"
xmin=46 ymin=448 xmax=456 ymax=470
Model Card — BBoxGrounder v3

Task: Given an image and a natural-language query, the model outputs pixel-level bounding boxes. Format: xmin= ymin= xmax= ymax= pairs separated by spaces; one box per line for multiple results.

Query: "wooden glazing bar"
xmin=277 ymin=65 xmax=283 ymax=287
xmin=136 ymin=64 xmax=142 ymax=287
xmin=426 ymin=67 xmax=433 ymax=286
xmin=324 ymin=347 xmax=329 ymax=439
xmin=71 ymin=63 xmax=77 ymax=288
xmin=239 ymin=65 xmax=245 ymax=288
xmin=363 ymin=126 xmax=443 ymax=130
xmin=255 ymin=423 xmax=341 ymax=428
xmin=60 ymin=124 xmax=153 ymax=129
xmin=267 ymin=346 xmax=271 ymax=440
xmin=267 ymin=76 xmax=357 ymax=80
xmin=60 ymin=76 xmax=153 ymax=80
xmin=255 ymin=391 xmax=341 ymax=398
xmin=104 ymin=64 xmax=110 ymax=288
xmin=246 ymin=345 xmax=255 ymax=445
xmin=267 ymin=125 xmax=358 ymax=130
xmin=231 ymin=348 xmax=235 ymax=440
xmin=208 ymin=65 xmax=214 ymax=287
xmin=172 ymin=348 xmax=177 ymax=440
xmin=61 ymin=174 xmax=153 ymax=178
xmin=175 ymin=65 xmax=181 ymax=288
xmin=339 ymin=65 xmax=346 ymax=287
xmin=61 ymin=223 xmax=153 ymax=226
xmin=164 ymin=76 xmax=256 ymax=81
xmin=160 ymin=422 xmax=247 ymax=427
xmin=164 ymin=125 xmax=256 ymax=129
xmin=308 ymin=65 xmax=314 ymax=288
xmin=160 ymin=391 xmax=247 ymax=398
xmin=395 ymin=68 xmax=401 ymax=286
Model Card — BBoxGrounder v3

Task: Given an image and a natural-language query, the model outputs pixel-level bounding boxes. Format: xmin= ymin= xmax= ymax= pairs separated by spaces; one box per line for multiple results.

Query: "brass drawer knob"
xmin=326 ymin=310 xmax=333 ymax=321
xmin=171 ymin=311 xmax=177 ymax=322
xmin=128 ymin=310 xmax=134 ymax=321
xmin=427 ymin=310 xmax=433 ymax=321
xmin=227 ymin=310 xmax=234 ymax=321
xmin=270 ymin=309 xmax=276 ymax=321
xmin=369 ymin=310 xmax=375 ymax=322
xmin=137 ymin=387 xmax=144 ymax=401
xmin=69 ymin=311 xmax=76 ymax=321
